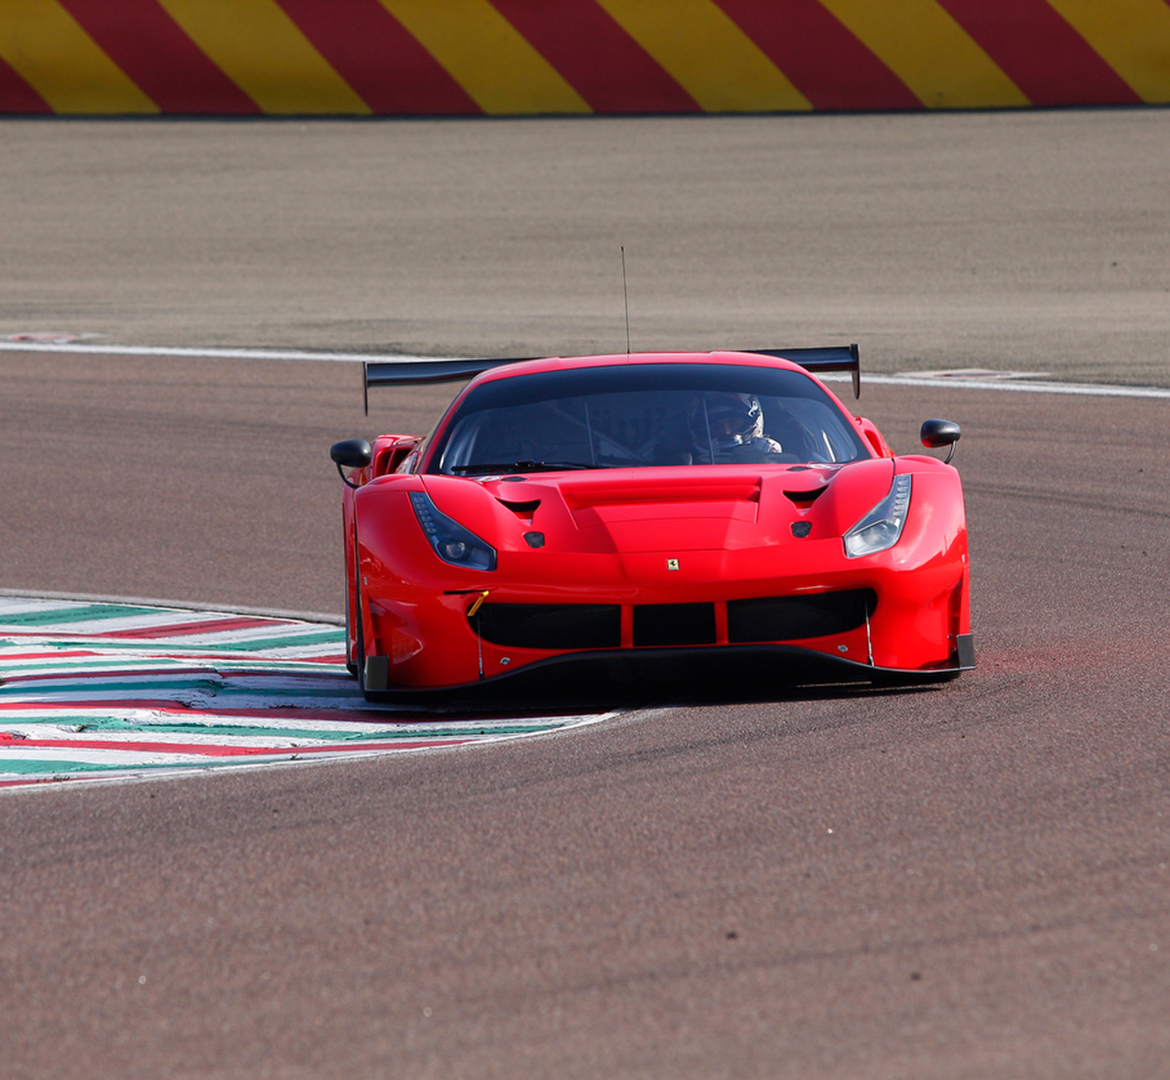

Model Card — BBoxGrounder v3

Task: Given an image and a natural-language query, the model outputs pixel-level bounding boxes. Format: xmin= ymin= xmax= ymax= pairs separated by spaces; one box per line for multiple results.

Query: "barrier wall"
xmin=2 ymin=0 xmax=1168 ymax=115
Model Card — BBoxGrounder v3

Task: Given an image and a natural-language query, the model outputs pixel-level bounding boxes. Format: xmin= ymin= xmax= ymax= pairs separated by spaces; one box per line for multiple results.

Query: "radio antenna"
xmin=620 ymin=246 xmax=630 ymax=355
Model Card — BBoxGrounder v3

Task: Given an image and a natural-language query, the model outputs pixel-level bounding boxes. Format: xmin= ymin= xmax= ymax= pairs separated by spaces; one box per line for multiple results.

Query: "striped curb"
xmin=0 ymin=597 xmax=616 ymax=789
xmin=0 ymin=0 xmax=1167 ymax=116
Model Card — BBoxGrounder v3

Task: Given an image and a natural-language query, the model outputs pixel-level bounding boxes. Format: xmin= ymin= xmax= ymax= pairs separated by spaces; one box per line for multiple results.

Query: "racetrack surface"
xmin=3 ymin=112 xmax=1170 ymax=1078
xmin=2 ymin=109 xmax=1169 ymax=385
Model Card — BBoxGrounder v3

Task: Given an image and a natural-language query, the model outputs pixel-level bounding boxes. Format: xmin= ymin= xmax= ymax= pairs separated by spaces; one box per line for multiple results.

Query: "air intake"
xmin=471 ymin=603 xmax=620 ymax=650
xmin=633 ymin=603 xmax=717 ymax=647
xmin=727 ymin=590 xmax=876 ymax=643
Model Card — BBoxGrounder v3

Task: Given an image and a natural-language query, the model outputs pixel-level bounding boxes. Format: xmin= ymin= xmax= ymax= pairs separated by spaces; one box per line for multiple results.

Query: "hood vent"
xmin=783 ymin=486 xmax=829 ymax=509
xmin=497 ymin=498 xmax=541 ymax=525
xmin=497 ymin=498 xmax=541 ymax=515
xmin=563 ymin=476 xmax=762 ymax=509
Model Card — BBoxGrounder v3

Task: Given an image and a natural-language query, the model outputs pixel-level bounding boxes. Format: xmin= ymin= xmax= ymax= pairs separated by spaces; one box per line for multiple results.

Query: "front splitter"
xmin=362 ymin=636 xmax=975 ymax=703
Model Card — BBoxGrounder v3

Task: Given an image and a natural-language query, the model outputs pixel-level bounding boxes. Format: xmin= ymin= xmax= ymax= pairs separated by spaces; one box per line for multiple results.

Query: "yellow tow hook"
xmin=468 ymin=591 xmax=491 ymax=679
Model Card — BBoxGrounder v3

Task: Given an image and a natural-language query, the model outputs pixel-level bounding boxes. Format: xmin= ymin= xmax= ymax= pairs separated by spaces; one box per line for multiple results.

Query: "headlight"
xmin=843 ymin=473 xmax=911 ymax=558
xmin=409 ymin=492 xmax=497 ymax=571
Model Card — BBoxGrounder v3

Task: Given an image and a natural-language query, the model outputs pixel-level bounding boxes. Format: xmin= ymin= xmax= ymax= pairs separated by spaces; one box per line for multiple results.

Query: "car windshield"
xmin=430 ymin=363 xmax=870 ymax=475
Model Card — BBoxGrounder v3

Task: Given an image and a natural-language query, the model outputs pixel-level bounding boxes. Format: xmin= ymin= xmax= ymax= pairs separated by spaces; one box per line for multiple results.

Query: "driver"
xmin=692 ymin=392 xmax=785 ymax=463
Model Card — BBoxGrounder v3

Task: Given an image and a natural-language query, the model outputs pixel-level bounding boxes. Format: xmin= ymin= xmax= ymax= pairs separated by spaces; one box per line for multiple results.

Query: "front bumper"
xmin=361 ymin=557 xmax=972 ymax=691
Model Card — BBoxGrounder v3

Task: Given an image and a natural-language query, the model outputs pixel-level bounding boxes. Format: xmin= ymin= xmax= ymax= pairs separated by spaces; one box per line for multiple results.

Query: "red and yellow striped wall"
xmin=2 ymin=0 xmax=1168 ymax=115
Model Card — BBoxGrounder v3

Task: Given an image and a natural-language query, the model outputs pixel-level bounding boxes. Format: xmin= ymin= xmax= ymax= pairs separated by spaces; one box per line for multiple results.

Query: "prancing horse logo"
xmin=667 ymin=558 xmax=680 ymax=570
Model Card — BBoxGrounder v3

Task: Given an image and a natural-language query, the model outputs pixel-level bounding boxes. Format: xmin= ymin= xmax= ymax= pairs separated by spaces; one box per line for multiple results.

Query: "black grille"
xmin=472 ymin=603 xmax=621 ymax=650
xmin=633 ymin=603 xmax=717 ymax=647
xmin=727 ymin=589 xmax=876 ymax=643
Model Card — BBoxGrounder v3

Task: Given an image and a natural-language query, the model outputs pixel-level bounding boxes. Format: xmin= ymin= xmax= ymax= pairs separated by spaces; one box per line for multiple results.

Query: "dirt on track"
xmin=2 ymin=112 xmax=1170 ymax=1080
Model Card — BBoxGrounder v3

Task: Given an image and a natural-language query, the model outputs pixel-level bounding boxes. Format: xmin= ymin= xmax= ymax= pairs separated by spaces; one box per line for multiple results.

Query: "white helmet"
xmin=704 ymin=393 xmax=763 ymax=451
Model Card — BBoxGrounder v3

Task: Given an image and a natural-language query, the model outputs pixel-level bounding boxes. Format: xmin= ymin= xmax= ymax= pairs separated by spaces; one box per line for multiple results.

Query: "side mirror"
xmin=920 ymin=419 xmax=961 ymax=464
xmin=330 ymin=439 xmax=372 ymax=488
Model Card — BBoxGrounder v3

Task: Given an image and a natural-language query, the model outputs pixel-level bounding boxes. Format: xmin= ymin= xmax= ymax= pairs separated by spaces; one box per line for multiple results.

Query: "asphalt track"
xmin=2 ymin=112 xmax=1170 ymax=1078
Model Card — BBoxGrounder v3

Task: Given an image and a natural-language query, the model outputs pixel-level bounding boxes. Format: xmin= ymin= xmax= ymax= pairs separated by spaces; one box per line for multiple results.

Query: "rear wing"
xmin=363 ymin=344 xmax=860 ymax=413
xmin=744 ymin=345 xmax=860 ymax=400
xmin=364 ymin=357 xmax=536 ymax=412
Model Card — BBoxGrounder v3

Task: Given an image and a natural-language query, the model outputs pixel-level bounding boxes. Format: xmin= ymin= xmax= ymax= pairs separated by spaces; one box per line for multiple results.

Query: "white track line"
xmin=0 ymin=341 xmax=436 ymax=363
xmin=3 ymin=340 xmax=1169 ymax=399
xmin=838 ymin=374 xmax=1170 ymax=400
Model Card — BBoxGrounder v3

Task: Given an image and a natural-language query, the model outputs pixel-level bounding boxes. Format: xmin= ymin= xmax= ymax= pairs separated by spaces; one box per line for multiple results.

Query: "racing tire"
xmin=345 ymin=577 xmax=358 ymax=678
xmin=355 ymin=580 xmax=367 ymax=696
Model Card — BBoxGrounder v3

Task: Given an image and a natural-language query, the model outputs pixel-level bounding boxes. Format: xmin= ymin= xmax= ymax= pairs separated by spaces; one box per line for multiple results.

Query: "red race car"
xmin=330 ymin=347 xmax=973 ymax=700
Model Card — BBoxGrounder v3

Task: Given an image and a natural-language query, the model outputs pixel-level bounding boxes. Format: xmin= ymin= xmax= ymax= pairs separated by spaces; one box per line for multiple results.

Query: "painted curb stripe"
xmin=0 ymin=52 xmax=50 ymax=112
xmin=156 ymin=0 xmax=370 ymax=114
xmin=57 ymin=0 xmax=261 ymax=113
xmin=0 ymin=742 xmax=475 ymax=774
xmin=597 ymin=0 xmax=811 ymax=113
xmin=0 ymin=736 xmax=479 ymax=757
xmin=935 ymin=0 xmax=1142 ymax=106
xmin=2 ymin=0 xmax=1168 ymax=115
xmin=0 ymin=0 xmax=158 ymax=114
xmin=0 ymin=598 xmax=616 ymax=788
xmin=0 ymin=716 xmax=577 ymax=739
xmin=0 ymin=603 xmax=183 ymax=626
xmin=0 ymin=708 xmax=589 ymax=736
xmin=0 ymin=653 xmax=342 ymax=673
xmin=1 ymin=625 xmax=346 ymax=652
xmin=377 ymin=0 xmax=591 ymax=115
xmin=489 ymin=0 xmax=701 ymax=114
xmin=276 ymin=0 xmax=480 ymax=114
xmin=713 ymin=0 xmax=922 ymax=112
xmin=93 ymin=616 xmax=286 ymax=640
xmin=1045 ymin=0 xmax=1170 ymax=103
xmin=817 ymin=0 xmax=1029 ymax=109
xmin=0 ymin=640 xmax=345 ymax=660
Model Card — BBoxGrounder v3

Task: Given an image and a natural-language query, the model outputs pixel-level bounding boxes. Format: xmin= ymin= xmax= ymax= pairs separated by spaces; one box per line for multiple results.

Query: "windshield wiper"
xmin=451 ymin=460 xmax=601 ymax=475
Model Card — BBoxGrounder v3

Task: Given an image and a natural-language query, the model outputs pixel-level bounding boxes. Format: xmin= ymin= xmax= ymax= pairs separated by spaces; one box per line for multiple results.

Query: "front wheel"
xmin=344 ymin=574 xmax=358 ymax=677
xmin=354 ymin=578 xmax=368 ymax=695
